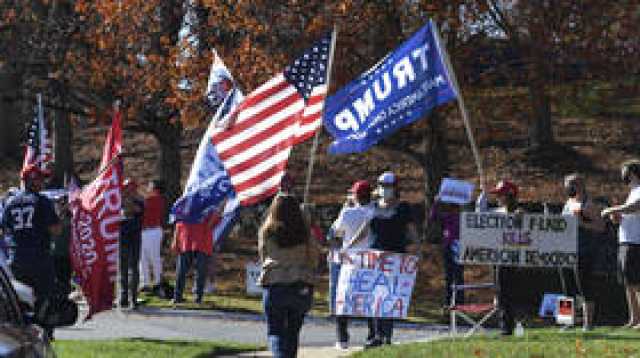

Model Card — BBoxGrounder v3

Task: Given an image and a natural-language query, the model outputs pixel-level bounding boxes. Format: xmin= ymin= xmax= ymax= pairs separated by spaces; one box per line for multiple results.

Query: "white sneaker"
xmin=335 ymin=342 xmax=349 ymax=351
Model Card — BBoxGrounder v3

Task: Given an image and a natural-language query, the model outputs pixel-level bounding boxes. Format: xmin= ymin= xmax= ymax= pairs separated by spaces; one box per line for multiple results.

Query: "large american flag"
xmin=22 ymin=94 xmax=52 ymax=175
xmin=211 ymin=33 xmax=334 ymax=206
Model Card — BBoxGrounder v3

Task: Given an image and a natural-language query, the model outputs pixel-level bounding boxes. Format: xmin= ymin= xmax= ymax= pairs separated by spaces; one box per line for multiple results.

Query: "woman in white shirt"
xmin=602 ymin=160 xmax=640 ymax=328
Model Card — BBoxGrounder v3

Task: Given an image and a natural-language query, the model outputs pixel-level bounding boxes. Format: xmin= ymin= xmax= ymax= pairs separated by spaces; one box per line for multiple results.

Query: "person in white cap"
xmin=365 ymin=171 xmax=418 ymax=348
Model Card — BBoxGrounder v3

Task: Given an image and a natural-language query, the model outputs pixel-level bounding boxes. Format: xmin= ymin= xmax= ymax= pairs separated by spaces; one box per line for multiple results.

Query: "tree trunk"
xmin=0 ymin=70 xmax=21 ymax=164
xmin=527 ymin=67 xmax=554 ymax=149
xmin=52 ymin=107 xmax=74 ymax=187
xmin=153 ymin=121 xmax=182 ymax=205
xmin=422 ymin=110 xmax=449 ymax=242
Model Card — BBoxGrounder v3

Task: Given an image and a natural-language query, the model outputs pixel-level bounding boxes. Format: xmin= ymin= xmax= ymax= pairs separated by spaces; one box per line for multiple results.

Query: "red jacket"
xmin=142 ymin=190 xmax=165 ymax=228
xmin=172 ymin=214 xmax=221 ymax=255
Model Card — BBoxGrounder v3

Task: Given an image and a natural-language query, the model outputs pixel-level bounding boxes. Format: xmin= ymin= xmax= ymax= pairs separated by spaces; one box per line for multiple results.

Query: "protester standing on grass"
xmin=366 ymin=171 xmax=419 ymax=348
xmin=172 ymin=211 xmax=219 ymax=305
xmin=140 ymin=179 xmax=166 ymax=292
xmin=258 ymin=194 xmax=318 ymax=358
xmin=327 ymin=180 xmax=375 ymax=351
xmin=119 ymin=179 xmax=144 ymax=309
xmin=428 ymin=196 xmax=464 ymax=309
xmin=562 ymin=173 xmax=606 ymax=331
xmin=477 ymin=180 xmax=523 ymax=336
xmin=601 ymin=160 xmax=640 ymax=328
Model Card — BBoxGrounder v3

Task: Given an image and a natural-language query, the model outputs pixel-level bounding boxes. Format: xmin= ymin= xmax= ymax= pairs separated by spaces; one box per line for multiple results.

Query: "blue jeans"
xmin=174 ymin=251 xmax=209 ymax=301
xmin=263 ymin=284 xmax=313 ymax=358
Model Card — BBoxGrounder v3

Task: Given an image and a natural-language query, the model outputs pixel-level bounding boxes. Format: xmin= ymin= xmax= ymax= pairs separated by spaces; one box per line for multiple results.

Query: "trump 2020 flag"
xmin=323 ymin=21 xmax=457 ymax=154
xmin=171 ymin=50 xmax=242 ymax=227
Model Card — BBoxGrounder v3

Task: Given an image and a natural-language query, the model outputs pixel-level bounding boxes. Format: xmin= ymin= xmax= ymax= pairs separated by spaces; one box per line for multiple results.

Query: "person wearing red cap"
xmin=327 ymin=180 xmax=375 ymax=350
xmin=477 ymin=179 xmax=523 ymax=336
xmin=2 ymin=165 xmax=60 ymax=339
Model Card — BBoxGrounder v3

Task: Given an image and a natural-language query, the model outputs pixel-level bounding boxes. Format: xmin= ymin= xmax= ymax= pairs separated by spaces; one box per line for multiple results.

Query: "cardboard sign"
xmin=438 ymin=178 xmax=475 ymax=205
xmin=335 ymin=250 xmax=419 ymax=318
xmin=556 ymin=296 xmax=575 ymax=325
xmin=459 ymin=212 xmax=578 ymax=267
xmin=245 ymin=262 xmax=262 ymax=296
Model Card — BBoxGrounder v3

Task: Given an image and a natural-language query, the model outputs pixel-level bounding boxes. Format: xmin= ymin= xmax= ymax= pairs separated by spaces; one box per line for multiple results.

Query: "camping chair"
xmin=450 ymin=282 xmax=498 ymax=337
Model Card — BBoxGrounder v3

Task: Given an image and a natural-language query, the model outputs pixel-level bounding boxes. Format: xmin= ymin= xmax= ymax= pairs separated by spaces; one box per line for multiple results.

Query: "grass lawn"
xmin=353 ymin=327 xmax=640 ymax=358
xmin=53 ymin=339 xmax=263 ymax=358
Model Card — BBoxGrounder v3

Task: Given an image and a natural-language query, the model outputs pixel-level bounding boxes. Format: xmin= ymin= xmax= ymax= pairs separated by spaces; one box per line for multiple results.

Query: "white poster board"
xmin=459 ymin=212 xmax=578 ymax=267
xmin=335 ymin=250 xmax=418 ymax=318
xmin=438 ymin=178 xmax=475 ymax=205
xmin=245 ymin=262 xmax=262 ymax=296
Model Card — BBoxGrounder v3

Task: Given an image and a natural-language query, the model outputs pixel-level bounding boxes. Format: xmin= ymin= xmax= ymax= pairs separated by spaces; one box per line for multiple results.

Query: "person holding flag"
xmin=2 ymin=165 xmax=61 ymax=339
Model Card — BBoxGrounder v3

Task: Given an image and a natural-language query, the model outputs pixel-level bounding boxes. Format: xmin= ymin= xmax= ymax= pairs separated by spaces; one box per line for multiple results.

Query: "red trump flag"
xmin=69 ymin=110 xmax=123 ymax=320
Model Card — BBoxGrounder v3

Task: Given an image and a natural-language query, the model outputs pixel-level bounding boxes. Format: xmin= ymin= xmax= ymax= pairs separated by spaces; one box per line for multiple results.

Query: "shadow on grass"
xmin=118 ymin=338 xmax=262 ymax=357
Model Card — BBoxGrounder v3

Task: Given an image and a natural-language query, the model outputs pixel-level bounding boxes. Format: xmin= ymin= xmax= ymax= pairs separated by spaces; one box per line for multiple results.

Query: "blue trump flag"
xmin=323 ymin=21 xmax=458 ymax=154
xmin=171 ymin=50 xmax=242 ymax=235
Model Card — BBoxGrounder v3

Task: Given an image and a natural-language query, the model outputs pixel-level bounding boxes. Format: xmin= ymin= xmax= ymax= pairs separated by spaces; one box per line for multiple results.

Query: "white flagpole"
xmin=303 ymin=26 xmax=338 ymax=204
xmin=431 ymin=20 xmax=485 ymax=189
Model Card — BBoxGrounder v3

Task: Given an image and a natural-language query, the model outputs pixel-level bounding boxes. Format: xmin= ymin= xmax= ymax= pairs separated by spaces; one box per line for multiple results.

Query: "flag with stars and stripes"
xmin=323 ymin=21 xmax=458 ymax=154
xmin=22 ymin=93 xmax=53 ymax=175
xmin=211 ymin=32 xmax=335 ymax=206
xmin=170 ymin=49 xmax=241 ymax=236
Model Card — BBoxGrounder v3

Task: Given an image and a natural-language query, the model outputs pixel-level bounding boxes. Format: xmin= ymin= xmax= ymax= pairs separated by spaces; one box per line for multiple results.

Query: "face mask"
xmin=379 ymin=187 xmax=394 ymax=200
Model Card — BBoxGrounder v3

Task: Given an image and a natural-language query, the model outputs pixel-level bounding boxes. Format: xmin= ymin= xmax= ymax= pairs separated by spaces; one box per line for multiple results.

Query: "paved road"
xmin=56 ymin=308 xmax=450 ymax=355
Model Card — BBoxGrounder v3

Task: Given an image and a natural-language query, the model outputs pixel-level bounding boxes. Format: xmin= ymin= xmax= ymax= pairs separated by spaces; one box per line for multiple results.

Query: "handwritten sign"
xmin=459 ymin=212 xmax=578 ymax=267
xmin=245 ymin=262 xmax=261 ymax=296
xmin=335 ymin=250 xmax=419 ymax=318
xmin=438 ymin=178 xmax=475 ymax=205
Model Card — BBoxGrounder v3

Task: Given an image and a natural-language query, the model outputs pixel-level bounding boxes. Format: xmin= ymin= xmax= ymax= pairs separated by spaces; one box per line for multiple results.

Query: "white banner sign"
xmin=335 ymin=250 xmax=418 ymax=318
xmin=438 ymin=178 xmax=475 ymax=205
xmin=459 ymin=212 xmax=578 ymax=267
xmin=245 ymin=262 xmax=262 ymax=296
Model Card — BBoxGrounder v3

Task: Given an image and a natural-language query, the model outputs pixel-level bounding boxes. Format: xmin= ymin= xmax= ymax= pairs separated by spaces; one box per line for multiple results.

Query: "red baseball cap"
xmin=349 ymin=180 xmax=371 ymax=197
xmin=489 ymin=180 xmax=518 ymax=197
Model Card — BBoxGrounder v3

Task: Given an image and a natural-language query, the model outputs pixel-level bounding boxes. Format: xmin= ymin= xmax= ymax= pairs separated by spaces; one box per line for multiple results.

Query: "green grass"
xmin=53 ymin=339 xmax=262 ymax=358
xmin=353 ymin=327 xmax=640 ymax=357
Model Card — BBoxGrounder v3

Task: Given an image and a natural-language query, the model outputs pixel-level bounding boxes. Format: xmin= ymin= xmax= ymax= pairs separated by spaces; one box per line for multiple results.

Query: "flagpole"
xmin=303 ymin=26 xmax=338 ymax=204
xmin=432 ymin=21 xmax=485 ymax=189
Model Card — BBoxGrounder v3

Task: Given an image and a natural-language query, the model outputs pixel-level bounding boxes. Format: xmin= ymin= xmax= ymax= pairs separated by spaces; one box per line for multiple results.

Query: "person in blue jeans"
xmin=258 ymin=194 xmax=319 ymax=358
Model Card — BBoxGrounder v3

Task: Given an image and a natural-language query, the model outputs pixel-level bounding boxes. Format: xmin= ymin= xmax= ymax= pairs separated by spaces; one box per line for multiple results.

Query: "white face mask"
xmin=379 ymin=186 xmax=394 ymax=200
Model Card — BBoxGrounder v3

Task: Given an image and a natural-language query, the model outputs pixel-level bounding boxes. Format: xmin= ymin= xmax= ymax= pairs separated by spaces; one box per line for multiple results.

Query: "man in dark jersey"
xmin=2 ymin=164 xmax=61 ymax=337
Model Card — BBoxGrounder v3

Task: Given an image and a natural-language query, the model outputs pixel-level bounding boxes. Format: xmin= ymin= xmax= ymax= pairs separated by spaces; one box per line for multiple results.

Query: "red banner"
xmin=69 ymin=111 xmax=123 ymax=319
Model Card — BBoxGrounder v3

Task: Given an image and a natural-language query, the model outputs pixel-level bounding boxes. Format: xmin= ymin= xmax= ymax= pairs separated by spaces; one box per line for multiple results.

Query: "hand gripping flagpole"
xmin=432 ymin=21 xmax=486 ymax=189
xmin=303 ymin=26 xmax=338 ymax=205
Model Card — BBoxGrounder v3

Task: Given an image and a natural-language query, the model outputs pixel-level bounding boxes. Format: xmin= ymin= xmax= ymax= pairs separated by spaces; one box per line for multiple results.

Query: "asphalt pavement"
xmin=55 ymin=307 xmax=451 ymax=357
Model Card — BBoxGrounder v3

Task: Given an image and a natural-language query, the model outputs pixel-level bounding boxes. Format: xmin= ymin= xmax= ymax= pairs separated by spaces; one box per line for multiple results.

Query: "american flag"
xmin=22 ymin=94 xmax=52 ymax=175
xmin=211 ymin=32 xmax=334 ymax=206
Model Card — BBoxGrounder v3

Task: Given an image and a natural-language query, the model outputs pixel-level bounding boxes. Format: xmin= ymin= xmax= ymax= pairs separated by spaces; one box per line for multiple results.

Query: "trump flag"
xmin=323 ymin=21 xmax=457 ymax=154
xmin=170 ymin=50 xmax=240 ymax=243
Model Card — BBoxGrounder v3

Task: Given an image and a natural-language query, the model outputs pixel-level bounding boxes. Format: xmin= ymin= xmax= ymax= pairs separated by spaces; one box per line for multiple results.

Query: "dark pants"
xmin=54 ymin=255 xmax=72 ymax=296
xmin=497 ymin=266 xmax=516 ymax=335
xmin=12 ymin=257 xmax=55 ymax=337
xmin=120 ymin=238 xmax=141 ymax=306
xmin=443 ymin=244 xmax=464 ymax=306
xmin=263 ymin=284 xmax=313 ymax=358
xmin=174 ymin=251 xmax=209 ymax=302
